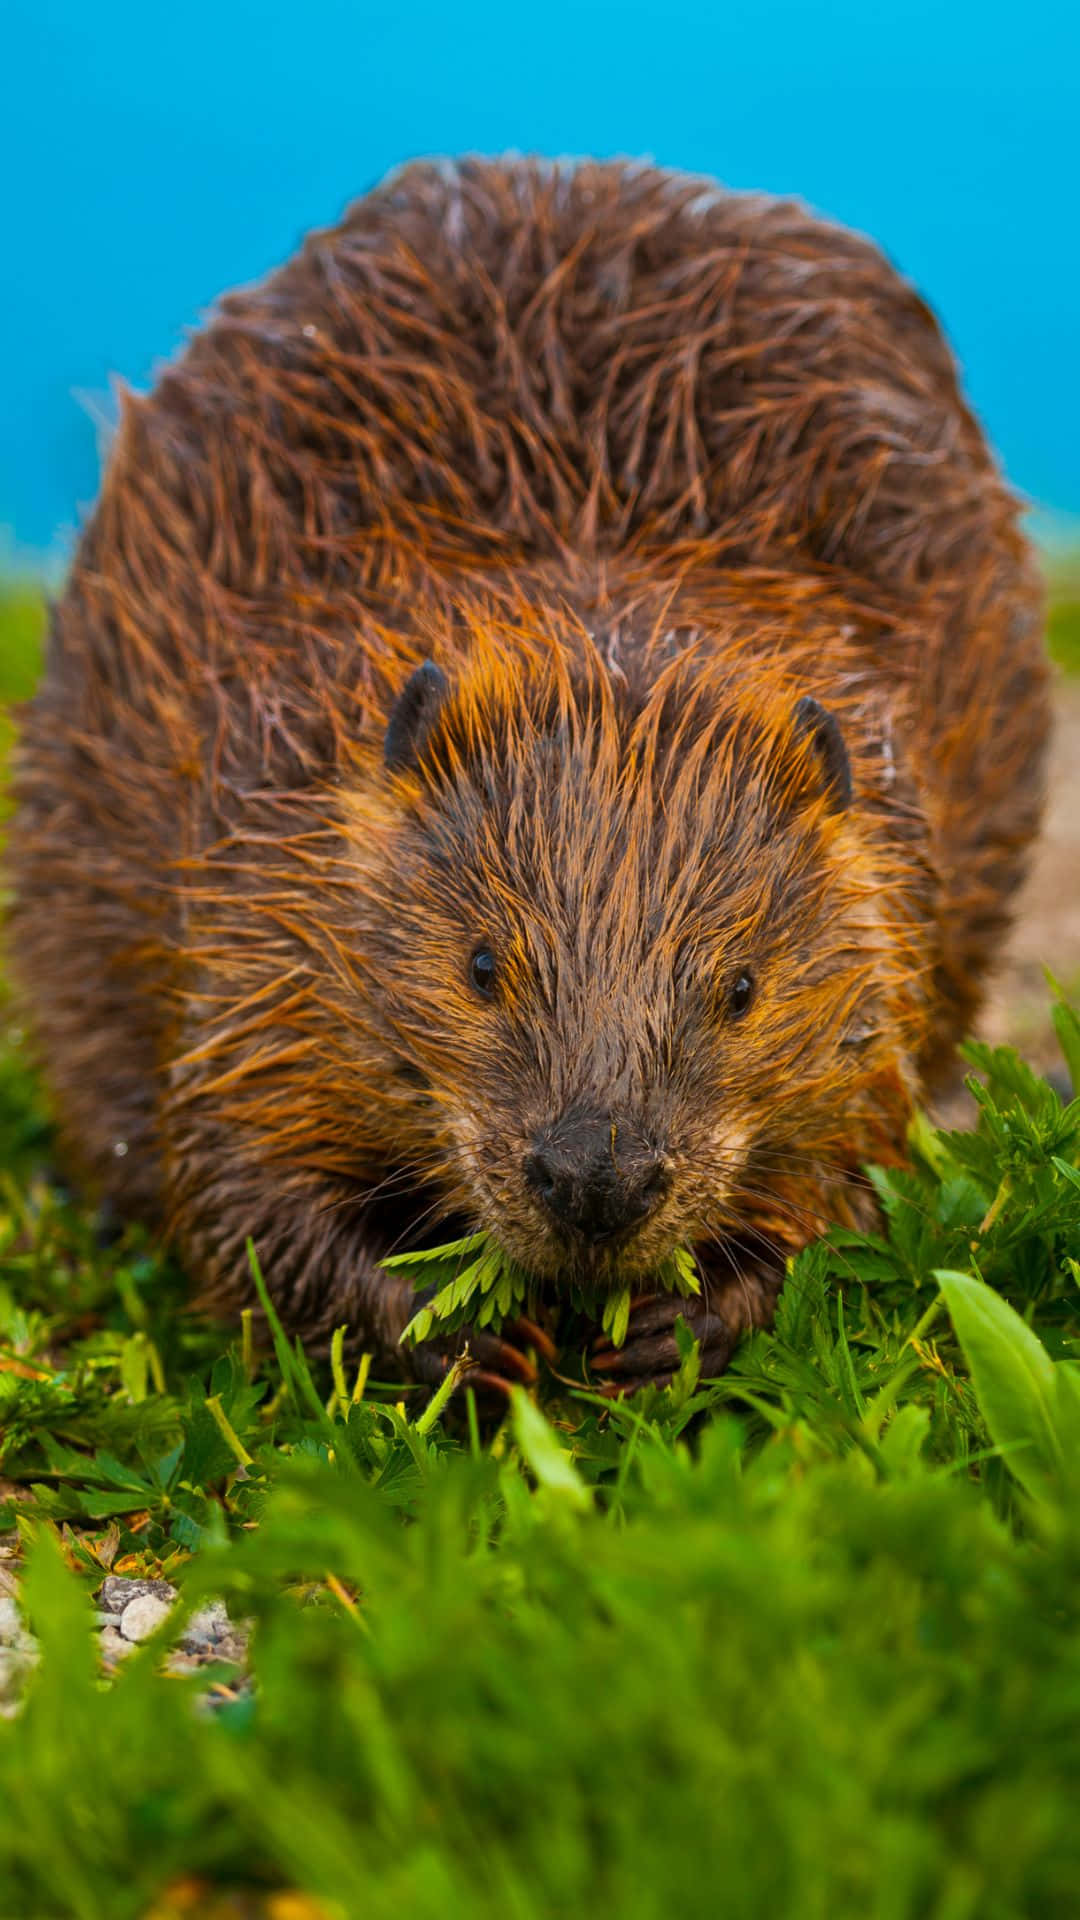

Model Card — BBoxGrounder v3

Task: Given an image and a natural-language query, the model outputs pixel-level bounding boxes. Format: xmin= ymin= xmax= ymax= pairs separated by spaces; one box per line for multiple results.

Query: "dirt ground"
xmin=977 ymin=673 xmax=1080 ymax=1069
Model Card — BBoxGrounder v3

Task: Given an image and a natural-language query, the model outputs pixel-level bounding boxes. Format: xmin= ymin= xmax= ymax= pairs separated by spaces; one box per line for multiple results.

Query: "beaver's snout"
xmin=524 ymin=1107 xmax=670 ymax=1247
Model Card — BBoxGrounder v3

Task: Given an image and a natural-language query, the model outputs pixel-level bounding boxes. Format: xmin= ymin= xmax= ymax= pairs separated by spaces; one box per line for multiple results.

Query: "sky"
xmin=2 ymin=0 xmax=1077 ymax=563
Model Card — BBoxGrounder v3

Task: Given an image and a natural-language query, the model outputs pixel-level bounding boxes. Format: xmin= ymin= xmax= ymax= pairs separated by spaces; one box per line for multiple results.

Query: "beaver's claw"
xmin=588 ymin=1289 xmax=737 ymax=1395
xmin=415 ymin=1314 xmax=558 ymax=1402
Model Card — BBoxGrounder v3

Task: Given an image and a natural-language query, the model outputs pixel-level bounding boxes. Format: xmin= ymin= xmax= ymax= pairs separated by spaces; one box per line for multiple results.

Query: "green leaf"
xmin=510 ymin=1390 xmax=591 ymax=1513
xmin=669 ymin=1316 xmax=702 ymax=1406
xmin=936 ymin=1269 xmax=1064 ymax=1498
xmin=602 ymin=1286 xmax=631 ymax=1349
xmin=20 ymin=1528 xmax=98 ymax=1697
xmin=93 ymin=1451 xmax=154 ymax=1492
xmin=774 ymin=1243 xmax=832 ymax=1351
xmin=119 ymin=1332 xmax=149 ymax=1404
xmin=246 ymin=1238 xmax=299 ymax=1394
xmin=380 ymin=1231 xmax=488 ymax=1270
xmin=1048 ymin=1361 xmax=1080 ymax=1458
xmin=1050 ymin=982 xmax=1080 ymax=1095
xmin=400 ymin=1305 xmax=434 ymax=1346
xmin=657 ymin=1245 xmax=702 ymax=1298
xmin=877 ymin=1403 xmax=931 ymax=1475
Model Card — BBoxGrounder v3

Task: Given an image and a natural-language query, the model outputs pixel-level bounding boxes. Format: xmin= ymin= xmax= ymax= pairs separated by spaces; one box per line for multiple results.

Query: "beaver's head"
xmin=347 ymin=633 xmax=926 ymax=1293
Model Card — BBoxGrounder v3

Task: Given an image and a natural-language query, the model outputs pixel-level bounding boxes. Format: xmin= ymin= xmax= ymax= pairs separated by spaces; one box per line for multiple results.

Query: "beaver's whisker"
xmin=314 ymin=1155 xmax=449 ymax=1218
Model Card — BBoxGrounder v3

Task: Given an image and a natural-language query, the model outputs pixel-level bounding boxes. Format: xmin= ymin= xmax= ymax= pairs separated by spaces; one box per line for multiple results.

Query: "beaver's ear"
xmin=791 ymin=695 xmax=853 ymax=813
xmin=384 ymin=661 xmax=450 ymax=774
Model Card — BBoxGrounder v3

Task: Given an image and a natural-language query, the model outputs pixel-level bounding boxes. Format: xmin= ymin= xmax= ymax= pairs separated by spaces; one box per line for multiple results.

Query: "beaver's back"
xmin=8 ymin=158 xmax=1048 ymax=1217
xmin=75 ymin=158 xmax=1026 ymax=613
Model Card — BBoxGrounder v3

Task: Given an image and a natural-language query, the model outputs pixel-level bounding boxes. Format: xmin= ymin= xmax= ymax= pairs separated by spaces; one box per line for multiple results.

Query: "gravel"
xmin=0 ymin=1570 xmax=250 ymax=1702
xmin=0 ymin=1589 xmax=40 ymax=1717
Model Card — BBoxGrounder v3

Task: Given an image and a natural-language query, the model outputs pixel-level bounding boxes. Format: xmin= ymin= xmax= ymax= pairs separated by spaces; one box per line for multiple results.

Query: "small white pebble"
xmin=119 ymin=1593 xmax=173 ymax=1643
xmin=0 ymin=1646 xmax=36 ymax=1704
xmin=113 ymin=1140 xmax=129 ymax=1158
xmin=98 ymin=1625 xmax=136 ymax=1665
xmin=301 ymin=323 xmax=317 ymax=338
xmin=184 ymin=1601 xmax=231 ymax=1647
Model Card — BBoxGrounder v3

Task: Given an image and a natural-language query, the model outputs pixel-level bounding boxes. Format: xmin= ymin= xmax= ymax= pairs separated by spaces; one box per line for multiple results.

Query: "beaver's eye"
xmin=727 ymin=969 xmax=755 ymax=1019
xmin=469 ymin=946 xmax=497 ymax=998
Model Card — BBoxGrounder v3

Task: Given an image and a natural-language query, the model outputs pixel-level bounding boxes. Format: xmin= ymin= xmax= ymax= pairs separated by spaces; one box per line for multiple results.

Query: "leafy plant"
xmin=938 ymin=1268 xmax=1080 ymax=1506
xmin=390 ymin=1231 xmax=700 ymax=1347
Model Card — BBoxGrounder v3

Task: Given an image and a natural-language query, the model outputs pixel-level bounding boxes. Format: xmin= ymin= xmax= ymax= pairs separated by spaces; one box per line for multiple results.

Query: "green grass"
xmin=0 ymin=581 xmax=45 ymax=704
xmin=1 ymin=575 xmax=1080 ymax=1920
xmin=1046 ymin=556 xmax=1080 ymax=675
xmin=0 ymin=584 xmax=46 ymax=831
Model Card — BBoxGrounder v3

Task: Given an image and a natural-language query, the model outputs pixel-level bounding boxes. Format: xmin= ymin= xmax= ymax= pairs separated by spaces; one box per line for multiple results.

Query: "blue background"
xmin=3 ymin=0 xmax=1077 ymax=564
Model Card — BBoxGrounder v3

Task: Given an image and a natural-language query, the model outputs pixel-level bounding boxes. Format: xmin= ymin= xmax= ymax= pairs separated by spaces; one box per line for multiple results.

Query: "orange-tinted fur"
xmin=7 ymin=160 xmax=1049 ymax=1379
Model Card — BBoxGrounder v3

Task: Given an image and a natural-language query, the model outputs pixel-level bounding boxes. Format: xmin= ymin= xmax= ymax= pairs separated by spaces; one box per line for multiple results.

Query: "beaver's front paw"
xmin=588 ymin=1289 xmax=738 ymax=1394
xmin=413 ymin=1314 xmax=558 ymax=1403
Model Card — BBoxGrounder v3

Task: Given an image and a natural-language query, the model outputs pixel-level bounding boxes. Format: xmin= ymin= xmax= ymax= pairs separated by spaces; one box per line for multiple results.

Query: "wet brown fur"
xmin=7 ymin=159 xmax=1050 ymax=1369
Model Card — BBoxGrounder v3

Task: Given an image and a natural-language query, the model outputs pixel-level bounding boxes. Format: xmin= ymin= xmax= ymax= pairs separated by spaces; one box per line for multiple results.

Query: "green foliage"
xmin=389 ymin=1229 xmax=536 ymax=1344
xmin=0 ymin=581 xmax=46 ymax=705
xmin=936 ymin=1269 xmax=1078 ymax=1504
xmin=1046 ymin=557 xmax=1080 ymax=674
xmin=393 ymin=1230 xmax=699 ymax=1346
xmin=0 ymin=582 xmax=46 ymax=835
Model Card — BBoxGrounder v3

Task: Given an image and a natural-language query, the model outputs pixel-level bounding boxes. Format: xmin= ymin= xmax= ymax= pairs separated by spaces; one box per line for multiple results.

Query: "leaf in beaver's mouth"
xmin=387 ymin=1234 xmax=700 ymax=1348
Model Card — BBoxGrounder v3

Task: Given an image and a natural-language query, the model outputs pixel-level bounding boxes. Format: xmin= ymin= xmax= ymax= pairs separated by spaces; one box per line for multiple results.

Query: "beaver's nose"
xmin=524 ymin=1111 xmax=669 ymax=1245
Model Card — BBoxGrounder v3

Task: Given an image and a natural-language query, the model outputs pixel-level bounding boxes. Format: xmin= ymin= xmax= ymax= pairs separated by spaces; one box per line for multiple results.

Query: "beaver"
xmin=7 ymin=158 xmax=1050 ymax=1392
